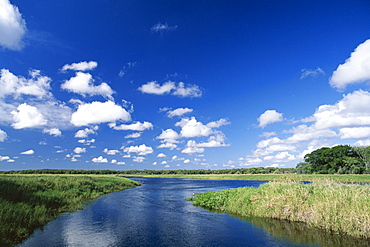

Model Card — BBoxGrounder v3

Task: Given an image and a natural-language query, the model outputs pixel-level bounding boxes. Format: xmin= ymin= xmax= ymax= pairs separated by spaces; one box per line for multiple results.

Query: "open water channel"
xmin=18 ymin=177 xmax=369 ymax=247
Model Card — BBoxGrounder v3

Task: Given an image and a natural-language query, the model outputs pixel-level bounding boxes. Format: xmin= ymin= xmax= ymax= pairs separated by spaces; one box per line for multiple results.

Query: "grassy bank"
xmin=124 ymin=173 xmax=370 ymax=183
xmin=0 ymin=174 xmax=140 ymax=246
xmin=189 ymin=180 xmax=370 ymax=239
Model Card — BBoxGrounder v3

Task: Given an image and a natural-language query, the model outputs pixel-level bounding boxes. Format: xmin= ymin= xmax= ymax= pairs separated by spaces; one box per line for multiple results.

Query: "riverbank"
xmin=0 ymin=174 xmax=140 ymax=246
xmin=123 ymin=173 xmax=370 ymax=183
xmin=189 ymin=180 xmax=370 ymax=239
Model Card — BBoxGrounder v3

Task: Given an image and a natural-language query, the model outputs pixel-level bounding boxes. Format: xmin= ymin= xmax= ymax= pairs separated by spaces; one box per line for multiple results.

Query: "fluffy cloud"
xmin=181 ymin=146 xmax=204 ymax=154
xmin=61 ymin=72 xmax=114 ymax=99
xmin=73 ymin=147 xmax=86 ymax=154
xmin=43 ymin=128 xmax=62 ymax=137
xmin=92 ymin=156 xmax=108 ymax=163
xmin=21 ymin=149 xmax=34 ymax=155
xmin=166 ymin=108 xmax=193 ymax=118
xmin=0 ymin=69 xmax=51 ymax=99
xmin=176 ymin=117 xmax=212 ymax=138
xmin=264 ymin=151 xmax=296 ymax=162
xmin=138 ymin=81 xmax=202 ymax=97
xmin=172 ymin=82 xmax=202 ymax=97
xmin=185 ymin=134 xmax=230 ymax=148
xmin=339 ymin=127 xmax=370 ymax=139
xmin=70 ymin=101 xmax=131 ymax=126
xmin=284 ymin=125 xmax=337 ymax=143
xmin=0 ymin=129 xmax=7 ymax=141
xmin=313 ymin=90 xmax=370 ymax=129
xmin=11 ymin=103 xmax=47 ymax=129
xmin=157 ymin=129 xmax=180 ymax=142
xmin=330 ymin=39 xmax=370 ymax=90
xmin=157 ymin=142 xmax=177 ymax=150
xmin=103 ymin=148 xmax=120 ymax=155
xmin=239 ymin=157 xmax=263 ymax=166
xmin=61 ymin=61 xmax=98 ymax=71
xmin=0 ymin=155 xmax=10 ymax=161
xmin=109 ymin=121 xmax=153 ymax=131
xmin=0 ymin=0 xmax=27 ymax=50
xmin=176 ymin=117 xmax=228 ymax=138
xmin=133 ymin=156 xmax=145 ymax=163
xmin=75 ymin=126 xmax=98 ymax=138
xmin=258 ymin=110 xmax=283 ymax=128
xmin=123 ymin=144 xmax=153 ymax=155
xmin=139 ymin=81 xmax=174 ymax=95
xmin=157 ymin=153 xmax=166 ymax=158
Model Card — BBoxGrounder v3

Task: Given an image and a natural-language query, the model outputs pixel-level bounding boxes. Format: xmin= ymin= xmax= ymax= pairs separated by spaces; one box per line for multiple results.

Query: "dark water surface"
xmin=17 ymin=178 xmax=368 ymax=247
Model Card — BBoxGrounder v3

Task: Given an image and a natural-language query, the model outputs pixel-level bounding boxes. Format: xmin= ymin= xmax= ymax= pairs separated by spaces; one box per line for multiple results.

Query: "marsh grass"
xmin=190 ymin=179 xmax=370 ymax=239
xmin=0 ymin=174 xmax=140 ymax=246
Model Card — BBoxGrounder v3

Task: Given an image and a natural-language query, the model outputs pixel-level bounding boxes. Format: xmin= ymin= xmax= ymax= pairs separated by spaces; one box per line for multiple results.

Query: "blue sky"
xmin=1 ymin=0 xmax=370 ymax=171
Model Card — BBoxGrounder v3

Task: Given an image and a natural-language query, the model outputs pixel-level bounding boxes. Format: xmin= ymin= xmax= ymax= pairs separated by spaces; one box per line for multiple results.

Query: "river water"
xmin=17 ymin=178 xmax=369 ymax=247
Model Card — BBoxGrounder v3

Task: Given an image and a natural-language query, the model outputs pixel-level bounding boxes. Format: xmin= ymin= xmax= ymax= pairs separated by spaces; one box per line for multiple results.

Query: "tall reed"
xmin=190 ymin=180 xmax=370 ymax=239
xmin=0 ymin=175 xmax=140 ymax=246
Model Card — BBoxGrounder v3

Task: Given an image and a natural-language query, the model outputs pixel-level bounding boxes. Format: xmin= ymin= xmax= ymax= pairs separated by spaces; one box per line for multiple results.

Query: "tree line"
xmin=296 ymin=145 xmax=370 ymax=174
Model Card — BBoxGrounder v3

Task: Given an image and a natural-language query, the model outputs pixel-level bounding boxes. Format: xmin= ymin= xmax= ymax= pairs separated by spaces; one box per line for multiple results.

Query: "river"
xmin=17 ymin=177 xmax=369 ymax=247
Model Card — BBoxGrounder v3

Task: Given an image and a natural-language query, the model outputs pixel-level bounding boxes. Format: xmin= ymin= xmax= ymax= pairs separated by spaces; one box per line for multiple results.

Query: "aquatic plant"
xmin=190 ymin=180 xmax=370 ymax=239
xmin=0 ymin=174 xmax=140 ymax=246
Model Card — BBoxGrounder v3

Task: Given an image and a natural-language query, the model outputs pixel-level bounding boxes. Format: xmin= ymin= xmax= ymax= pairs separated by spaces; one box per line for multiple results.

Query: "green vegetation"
xmin=0 ymin=174 xmax=140 ymax=246
xmin=189 ymin=180 xmax=370 ymax=239
xmin=297 ymin=145 xmax=370 ymax=174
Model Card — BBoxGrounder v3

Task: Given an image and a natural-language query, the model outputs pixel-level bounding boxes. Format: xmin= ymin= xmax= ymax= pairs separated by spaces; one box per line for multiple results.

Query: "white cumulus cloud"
xmin=0 ymin=69 xmax=51 ymax=99
xmin=0 ymin=0 xmax=27 ymax=50
xmin=43 ymin=128 xmax=62 ymax=137
xmin=21 ymin=149 xmax=34 ymax=155
xmin=11 ymin=103 xmax=47 ymax=129
xmin=73 ymin=147 xmax=86 ymax=154
xmin=313 ymin=90 xmax=370 ymax=129
xmin=123 ymin=144 xmax=153 ymax=156
xmin=339 ymin=127 xmax=370 ymax=139
xmin=258 ymin=110 xmax=283 ymax=128
xmin=61 ymin=61 xmax=98 ymax=71
xmin=109 ymin=121 xmax=153 ymax=131
xmin=70 ymin=101 xmax=131 ymax=126
xmin=103 ymin=148 xmax=120 ymax=155
xmin=75 ymin=126 xmax=98 ymax=138
xmin=92 ymin=156 xmax=108 ymax=163
xmin=61 ymin=72 xmax=114 ymax=99
xmin=330 ymin=39 xmax=370 ymax=90
xmin=138 ymin=81 xmax=202 ymax=97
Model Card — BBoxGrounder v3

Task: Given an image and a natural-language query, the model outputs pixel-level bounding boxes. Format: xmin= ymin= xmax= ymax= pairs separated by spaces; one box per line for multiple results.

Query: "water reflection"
xmin=17 ymin=178 xmax=368 ymax=247
xmin=246 ymin=217 xmax=370 ymax=247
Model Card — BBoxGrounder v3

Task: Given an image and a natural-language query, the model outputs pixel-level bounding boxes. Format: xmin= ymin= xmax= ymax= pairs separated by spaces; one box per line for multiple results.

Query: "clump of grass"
xmin=190 ymin=180 xmax=370 ymax=239
xmin=0 ymin=175 xmax=140 ymax=246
